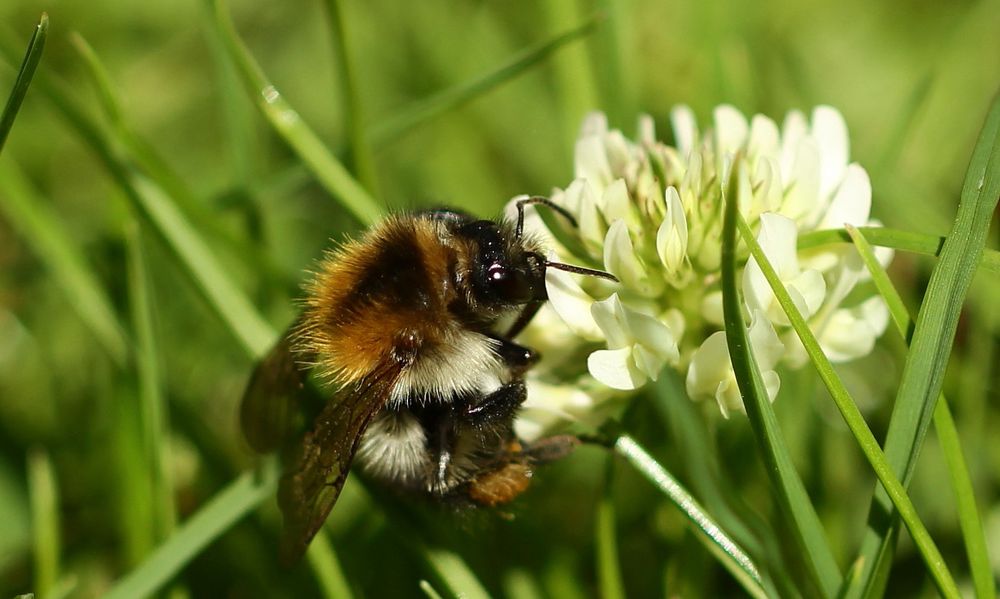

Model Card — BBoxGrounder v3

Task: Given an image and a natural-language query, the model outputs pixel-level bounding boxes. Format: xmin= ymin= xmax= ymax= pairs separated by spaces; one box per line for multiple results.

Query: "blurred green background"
xmin=1 ymin=0 xmax=998 ymax=597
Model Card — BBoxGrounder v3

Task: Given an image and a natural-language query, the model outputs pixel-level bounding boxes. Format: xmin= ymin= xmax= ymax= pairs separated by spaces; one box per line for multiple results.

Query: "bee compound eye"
xmin=487 ymin=263 xmax=507 ymax=282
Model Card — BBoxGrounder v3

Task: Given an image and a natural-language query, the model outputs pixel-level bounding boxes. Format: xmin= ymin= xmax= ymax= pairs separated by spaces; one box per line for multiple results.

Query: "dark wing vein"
xmin=277 ymin=359 xmax=403 ymax=562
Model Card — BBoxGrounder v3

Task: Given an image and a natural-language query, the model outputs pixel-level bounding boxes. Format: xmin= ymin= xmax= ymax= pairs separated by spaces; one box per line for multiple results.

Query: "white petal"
xmin=782 ymin=138 xmax=821 ymax=222
xmin=638 ymin=114 xmax=656 ymax=145
xmin=576 ymin=180 xmax=608 ymax=252
xmin=757 ymin=213 xmax=800 ymax=278
xmin=780 ymin=110 xmax=808 ymax=175
xmin=789 ymin=268 xmax=827 ymax=319
xmin=818 ymin=164 xmax=872 ymax=229
xmin=686 ymin=331 xmax=732 ymax=399
xmin=817 ymin=297 xmax=889 ymax=362
xmin=633 ymin=345 xmax=668 ymax=381
xmin=579 ymin=111 xmax=609 ymax=138
xmin=622 ymin=305 xmax=680 ymax=365
xmin=663 ymin=308 xmax=686 ymax=343
xmin=812 ymin=106 xmax=849 ymax=199
xmin=748 ymin=114 xmax=780 ymax=159
xmin=604 ymin=131 xmax=634 ymax=176
xmin=574 ymin=136 xmax=612 ymax=188
xmin=656 ymin=186 xmax=689 ymax=273
xmin=603 ymin=219 xmax=655 ymax=295
xmin=714 ymin=105 xmax=749 ymax=157
xmin=590 ymin=293 xmax=631 ymax=348
xmin=700 ymin=291 xmax=725 ymax=326
xmin=748 ymin=310 xmax=786 ymax=371
xmin=545 ymin=265 xmax=602 ymax=340
xmin=589 ymin=347 xmax=646 ymax=390
xmin=756 ymin=157 xmax=784 ymax=213
xmin=600 ymin=179 xmax=632 ymax=226
xmin=671 ymin=105 xmax=699 ymax=157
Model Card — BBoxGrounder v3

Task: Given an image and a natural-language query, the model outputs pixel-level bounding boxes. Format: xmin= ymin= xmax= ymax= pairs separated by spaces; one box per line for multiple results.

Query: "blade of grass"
xmin=419 ymin=580 xmax=446 ymax=599
xmin=720 ymin=167 xmax=842 ymax=598
xmin=205 ymin=0 xmax=381 ymax=225
xmin=27 ymin=447 xmax=59 ymax=599
xmin=734 ymin=212 xmax=960 ymax=598
xmin=103 ymin=462 xmax=279 ymax=599
xmin=306 ymin=531 xmax=355 ymax=599
xmin=875 ymin=73 xmax=934 ymax=174
xmin=0 ymin=13 xmax=46 ymax=154
xmin=322 ymin=0 xmax=378 ymax=196
xmin=419 ymin=546 xmax=491 ymax=599
xmin=125 ymin=221 xmax=177 ymax=543
xmin=611 ymin=434 xmax=767 ymax=599
xmin=541 ymin=0 xmax=600 ymax=152
xmin=846 ymin=225 xmax=994 ymax=598
xmin=0 ymin=161 xmax=130 ymax=366
xmin=69 ymin=31 xmax=263 ymax=258
xmin=503 ymin=569 xmax=545 ymax=599
xmin=113 ymin=378 xmax=156 ymax=565
xmin=367 ymin=12 xmax=602 ymax=147
xmin=596 ymin=456 xmax=625 ymax=599
xmin=653 ymin=375 xmax=796 ymax=598
xmin=797 ymin=227 xmax=1000 ymax=277
xmin=849 ymin=89 xmax=1000 ymax=599
xmin=129 ymin=172 xmax=275 ymax=358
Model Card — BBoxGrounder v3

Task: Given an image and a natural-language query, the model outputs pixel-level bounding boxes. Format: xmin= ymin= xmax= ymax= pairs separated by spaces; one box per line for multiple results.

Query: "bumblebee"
xmin=240 ymin=198 xmax=615 ymax=560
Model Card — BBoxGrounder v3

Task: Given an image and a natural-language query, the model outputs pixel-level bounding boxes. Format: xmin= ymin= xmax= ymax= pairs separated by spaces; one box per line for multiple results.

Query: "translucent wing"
xmin=277 ymin=360 xmax=403 ymax=563
xmin=240 ymin=326 xmax=309 ymax=453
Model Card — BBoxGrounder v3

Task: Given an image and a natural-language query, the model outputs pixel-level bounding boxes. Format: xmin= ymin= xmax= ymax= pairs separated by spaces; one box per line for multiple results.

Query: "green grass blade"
xmin=367 ymin=13 xmax=601 ymax=147
xmin=0 ymin=13 xmax=46 ymax=154
xmin=876 ymin=73 xmax=933 ymax=173
xmin=797 ymin=227 xmax=1000 ymax=276
xmin=846 ymin=226 xmax=995 ymax=598
xmin=720 ymin=175 xmax=841 ymax=598
xmin=68 ymin=33 xmax=123 ymax=127
xmin=125 ymin=172 xmax=275 ymax=358
xmin=103 ymin=462 xmax=279 ymax=599
xmin=849 ymin=89 xmax=1000 ymax=599
xmin=125 ymin=221 xmax=177 ymax=543
xmin=653 ymin=376 xmax=793 ymax=598
xmin=931 ymin=400 xmax=994 ymax=598
xmin=612 ymin=435 xmax=766 ymax=599
xmin=419 ymin=580 xmax=446 ymax=599
xmin=0 ymin=161 xmax=130 ymax=365
xmin=69 ymin=31 xmax=268 ymax=257
xmin=596 ymin=457 xmax=625 ymax=599
xmin=27 ymin=448 xmax=59 ymax=599
xmin=541 ymin=1 xmax=600 ymax=151
xmin=205 ymin=0 xmax=381 ymax=225
xmin=323 ymin=0 xmax=378 ymax=196
xmin=306 ymin=531 xmax=355 ymax=599
xmin=734 ymin=213 xmax=960 ymax=598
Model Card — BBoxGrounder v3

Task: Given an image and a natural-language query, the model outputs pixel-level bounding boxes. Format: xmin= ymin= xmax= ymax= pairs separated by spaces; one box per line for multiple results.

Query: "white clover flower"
xmin=512 ymin=104 xmax=891 ymax=430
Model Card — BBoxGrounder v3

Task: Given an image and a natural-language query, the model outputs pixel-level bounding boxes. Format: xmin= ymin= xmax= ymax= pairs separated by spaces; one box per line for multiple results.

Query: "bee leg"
xmin=424 ymin=411 xmax=456 ymax=496
xmin=489 ymin=336 xmax=540 ymax=375
xmin=522 ymin=435 xmax=579 ymax=464
xmin=463 ymin=381 xmax=527 ymax=426
xmin=505 ymin=300 xmax=543 ymax=339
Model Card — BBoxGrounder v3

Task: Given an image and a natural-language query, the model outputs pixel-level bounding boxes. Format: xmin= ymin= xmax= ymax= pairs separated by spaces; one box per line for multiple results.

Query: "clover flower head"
xmin=512 ymin=104 xmax=891 ymax=433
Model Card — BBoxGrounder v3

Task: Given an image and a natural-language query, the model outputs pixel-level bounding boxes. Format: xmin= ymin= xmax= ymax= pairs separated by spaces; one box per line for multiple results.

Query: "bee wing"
xmin=240 ymin=328 xmax=310 ymax=453
xmin=277 ymin=359 xmax=403 ymax=563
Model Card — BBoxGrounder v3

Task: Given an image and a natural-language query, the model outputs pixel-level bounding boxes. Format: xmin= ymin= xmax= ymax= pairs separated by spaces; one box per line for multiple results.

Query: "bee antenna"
xmin=515 ymin=196 xmax=578 ymax=239
xmin=545 ymin=261 xmax=619 ymax=283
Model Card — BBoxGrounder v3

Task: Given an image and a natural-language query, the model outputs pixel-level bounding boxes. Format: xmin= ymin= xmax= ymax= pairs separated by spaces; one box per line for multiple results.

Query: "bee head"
xmin=459 ymin=220 xmax=548 ymax=306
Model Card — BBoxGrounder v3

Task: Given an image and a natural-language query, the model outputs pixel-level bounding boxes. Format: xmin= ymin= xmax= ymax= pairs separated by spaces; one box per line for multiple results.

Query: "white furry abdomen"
xmin=389 ymin=329 xmax=506 ymax=405
xmin=356 ymin=410 xmax=427 ymax=483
